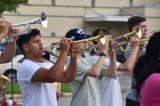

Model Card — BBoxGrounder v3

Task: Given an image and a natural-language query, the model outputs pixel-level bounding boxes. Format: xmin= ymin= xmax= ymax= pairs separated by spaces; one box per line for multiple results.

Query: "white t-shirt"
xmin=17 ymin=59 xmax=57 ymax=106
xmin=90 ymin=55 xmax=122 ymax=106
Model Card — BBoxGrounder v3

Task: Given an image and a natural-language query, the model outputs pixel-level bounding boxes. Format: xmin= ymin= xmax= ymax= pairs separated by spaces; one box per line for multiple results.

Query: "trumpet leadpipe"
xmin=112 ymin=37 xmax=149 ymax=49
xmin=12 ymin=12 xmax=47 ymax=28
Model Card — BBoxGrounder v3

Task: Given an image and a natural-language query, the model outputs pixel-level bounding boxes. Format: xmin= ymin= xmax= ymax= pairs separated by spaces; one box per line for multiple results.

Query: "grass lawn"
xmin=6 ymin=82 xmax=71 ymax=94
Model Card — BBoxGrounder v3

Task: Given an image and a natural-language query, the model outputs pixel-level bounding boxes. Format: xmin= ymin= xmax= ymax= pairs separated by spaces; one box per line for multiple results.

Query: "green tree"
xmin=0 ymin=0 xmax=28 ymax=16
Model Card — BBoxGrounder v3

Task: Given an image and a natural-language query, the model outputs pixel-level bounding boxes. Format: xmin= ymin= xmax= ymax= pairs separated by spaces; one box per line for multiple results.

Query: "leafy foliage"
xmin=0 ymin=0 xmax=28 ymax=15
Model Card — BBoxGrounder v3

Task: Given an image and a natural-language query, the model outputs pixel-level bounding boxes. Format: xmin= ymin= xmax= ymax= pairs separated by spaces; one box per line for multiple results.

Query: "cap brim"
xmin=83 ymin=34 xmax=91 ymax=39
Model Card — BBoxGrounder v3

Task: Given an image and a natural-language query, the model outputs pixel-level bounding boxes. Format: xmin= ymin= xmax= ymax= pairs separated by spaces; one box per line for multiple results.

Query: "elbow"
xmin=86 ymin=69 xmax=100 ymax=78
xmin=91 ymin=71 xmax=100 ymax=78
xmin=118 ymin=64 xmax=133 ymax=72
xmin=109 ymin=74 xmax=117 ymax=79
xmin=65 ymin=77 xmax=75 ymax=83
xmin=62 ymin=73 xmax=76 ymax=83
xmin=48 ymin=75 xmax=57 ymax=82
xmin=92 ymin=74 xmax=99 ymax=78
xmin=5 ymin=59 xmax=12 ymax=63
xmin=1 ymin=58 xmax=12 ymax=63
xmin=106 ymin=70 xmax=117 ymax=79
xmin=66 ymin=74 xmax=76 ymax=82
xmin=124 ymin=65 xmax=132 ymax=72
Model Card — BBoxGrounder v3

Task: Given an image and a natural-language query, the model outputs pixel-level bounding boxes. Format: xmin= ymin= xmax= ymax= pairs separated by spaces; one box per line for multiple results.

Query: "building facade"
xmin=2 ymin=0 xmax=160 ymax=48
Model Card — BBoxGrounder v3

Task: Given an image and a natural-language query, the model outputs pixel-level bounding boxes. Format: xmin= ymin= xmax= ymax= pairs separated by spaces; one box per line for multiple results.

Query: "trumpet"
xmin=146 ymin=29 xmax=160 ymax=35
xmin=1 ymin=12 xmax=48 ymax=43
xmin=12 ymin=12 xmax=47 ymax=29
xmin=113 ymin=26 xmax=142 ymax=42
xmin=111 ymin=26 xmax=142 ymax=51
xmin=51 ymin=31 xmax=106 ymax=53
xmin=112 ymin=37 xmax=150 ymax=49
xmin=72 ymin=31 xmax=105 ymax=52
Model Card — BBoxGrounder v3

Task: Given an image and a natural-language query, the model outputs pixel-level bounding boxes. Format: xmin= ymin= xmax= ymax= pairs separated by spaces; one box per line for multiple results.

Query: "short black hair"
xmin=128 ymin=16 xmax=146 ymax=32
xmin=16 ymin=29 xmax=41 ymax=53
xmin=134 ymin=31 xmax=160 ymax=95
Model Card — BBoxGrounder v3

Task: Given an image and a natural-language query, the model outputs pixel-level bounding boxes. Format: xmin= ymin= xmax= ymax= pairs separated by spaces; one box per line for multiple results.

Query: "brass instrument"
xmin=146 ymin=29 xmax=160 ymax=35
xmin=43 ymin=45 xmax=60 ymax=57
xmin=113 ymin=26 xmax=142 ymax=42
xmin=1 ymin=12 xmax=48 ymax=43
xmin=0 ymin=75 xmax=9 ymax=104
xmin=112 ymin=26 xmax=142 ymax=51
xmin=12 ymin=12 xmax=47 ymax=29
xmin=71 ymin=31 xmax=105 ymax=52
xmin=51 ymin=31 xmax=106 ymax=53
xmin=112 ymin=37 xmax=150 ymax=49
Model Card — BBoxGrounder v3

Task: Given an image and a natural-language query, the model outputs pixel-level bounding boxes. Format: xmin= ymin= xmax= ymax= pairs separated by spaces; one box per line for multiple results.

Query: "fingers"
xmin=59 ymin=37 xmax=73 ymax=53
xmin=0 ymin=20 xmax=11 ymax=29
xmin=130 ymin=36 xmax=140 ymax=48
xmin=60 ymin=37 xmax=72 ymax=45
xmin=0 ymin=20 xmax=12 ymax=39
xmin=8 ymin=28 xmax=20 ymax=36
xmin=130 ymin=36 xmax=140 ymax=41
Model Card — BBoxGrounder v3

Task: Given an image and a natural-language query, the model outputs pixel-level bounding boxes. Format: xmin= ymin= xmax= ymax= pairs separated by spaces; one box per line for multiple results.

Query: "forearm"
xmin=87 ymin=56 xmax=106 ymax=77
xmin=61 ymin=55 xmax=77 ymax=82
xmin=48 ymin=51 xmax=68 ymax=79
xmin=123 ymin=46 xmax=139 ymax=71
xmin=105 ymin=50 xmax=117 ymax=78
xmin=0 ymin=40 xmax=16 ymax=63
xmin=124 ymin=43 xmax=132 ymax=59
xmin=0 ymin=33 xmax=5 ymax=41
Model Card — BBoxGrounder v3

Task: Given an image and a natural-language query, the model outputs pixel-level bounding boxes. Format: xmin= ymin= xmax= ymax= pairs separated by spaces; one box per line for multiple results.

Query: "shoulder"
xmin=144 ymin=73 xmax=160 ymax=91
xmin=147 ymin=73 xmax=160 ymax=84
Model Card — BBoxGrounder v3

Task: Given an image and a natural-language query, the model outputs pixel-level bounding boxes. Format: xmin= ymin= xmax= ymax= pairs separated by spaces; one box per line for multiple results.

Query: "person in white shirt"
xmin=16 ymin=29 xmax=77 ymax=106
xmin=89 ymin=29 xmax=140 ymax=106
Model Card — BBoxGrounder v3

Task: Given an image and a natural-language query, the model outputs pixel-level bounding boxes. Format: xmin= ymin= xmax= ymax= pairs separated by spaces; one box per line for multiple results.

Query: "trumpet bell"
xmin=135 ymin=26 xmax=142 ymax=38
xmin=100 ymin=38 xmax=105 ymax=45
xmin=40 ymin=12 xmax=48 ymax=28
xmin=98 ymin=31 xmax=106 ymax=45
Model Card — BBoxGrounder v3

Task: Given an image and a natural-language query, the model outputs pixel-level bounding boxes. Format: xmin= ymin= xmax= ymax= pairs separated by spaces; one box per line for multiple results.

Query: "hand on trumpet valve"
xmin=70 ymin=41 xmax=88 ymax=56
xmin=130 ymin=36 xmax=140 ymax=49
xmin=7 ymin=28 xmax=21 ymax=41
xmin=60 ymin=37 xmax=72 ymax=54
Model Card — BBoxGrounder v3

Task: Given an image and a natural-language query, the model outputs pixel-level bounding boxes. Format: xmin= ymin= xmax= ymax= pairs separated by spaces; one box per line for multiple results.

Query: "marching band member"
xmin=16 ymin=29 xmax=77 ymax=106
xmin=89 ymin=29 xmax=140 ymax=106
xmin=65 ymin=28 xmax=117 ymax=106
xmin=0 ymin=19 xmax=20 ymax=105
xmin=0 ymin=19 xmax=19 ymax=63
xmin=124 ymin=16 xmax=148 ymax=106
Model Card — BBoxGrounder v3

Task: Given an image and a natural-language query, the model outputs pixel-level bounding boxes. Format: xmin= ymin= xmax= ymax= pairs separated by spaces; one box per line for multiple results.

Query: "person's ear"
xmin=23 ymin=43 xmax=29 ymax=52
xmin=132 ymin=27 xmax=136 ymax=32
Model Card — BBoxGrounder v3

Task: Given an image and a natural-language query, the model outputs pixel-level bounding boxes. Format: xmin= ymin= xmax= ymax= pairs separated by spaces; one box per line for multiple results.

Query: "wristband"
xmin=99 ymin=52 xmax=106 ymax=57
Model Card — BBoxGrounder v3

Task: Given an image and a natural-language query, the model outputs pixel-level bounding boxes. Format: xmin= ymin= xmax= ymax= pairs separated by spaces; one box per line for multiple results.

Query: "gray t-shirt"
xmin=69 ymin=57 xmax=101 ymax=106
xmin=124 ymin=43 xmax=146 ymax=101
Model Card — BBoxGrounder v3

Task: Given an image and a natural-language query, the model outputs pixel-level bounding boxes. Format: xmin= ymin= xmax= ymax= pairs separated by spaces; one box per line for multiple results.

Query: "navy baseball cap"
xmin=65 ymin=28 xmax=91 ymax=41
